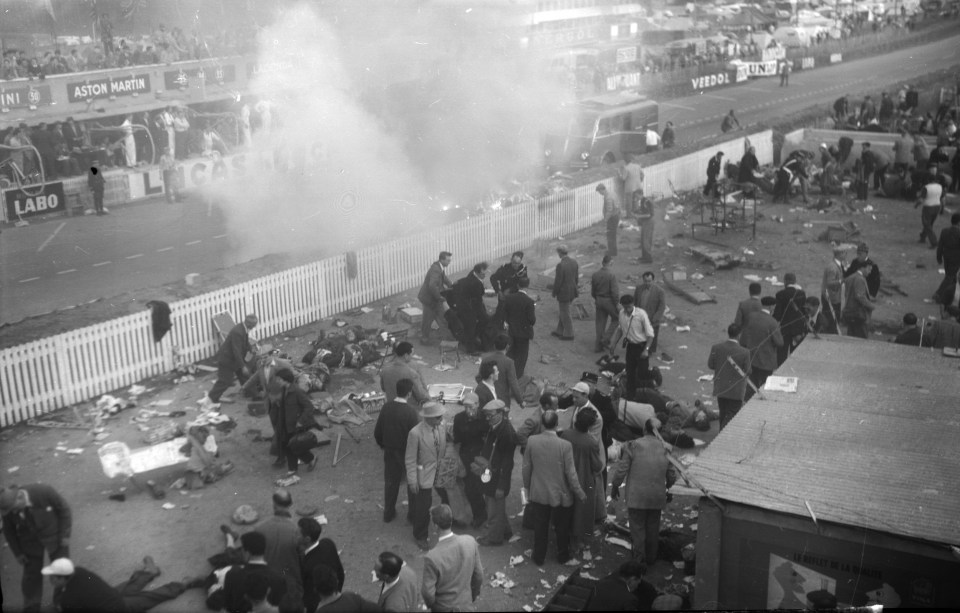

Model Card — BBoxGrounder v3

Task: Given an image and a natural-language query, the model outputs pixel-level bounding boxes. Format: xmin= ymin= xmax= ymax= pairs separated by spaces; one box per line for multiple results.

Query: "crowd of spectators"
xmin=1 ymin=14 xmax=256 ymax=82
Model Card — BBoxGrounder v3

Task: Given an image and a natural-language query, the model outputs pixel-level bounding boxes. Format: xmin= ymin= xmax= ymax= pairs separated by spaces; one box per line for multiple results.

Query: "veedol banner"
xmin=743 ymin=60 xmax=779 ymax=78
xmin=690 ymin=71 xmax=734 ymax=91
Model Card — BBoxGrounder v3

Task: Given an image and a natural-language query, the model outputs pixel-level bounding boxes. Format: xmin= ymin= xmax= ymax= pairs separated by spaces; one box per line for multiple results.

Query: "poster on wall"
xmin=767 ymin=554 xmax=838 ymax=609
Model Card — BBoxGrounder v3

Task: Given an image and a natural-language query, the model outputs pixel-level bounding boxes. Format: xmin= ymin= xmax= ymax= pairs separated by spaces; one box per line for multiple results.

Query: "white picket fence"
xmin=0 ymin=130 xmax=772 ymax=426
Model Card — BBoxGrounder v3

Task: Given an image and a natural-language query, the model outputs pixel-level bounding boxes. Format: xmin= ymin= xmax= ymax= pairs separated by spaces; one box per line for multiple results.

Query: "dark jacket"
xmin=844 ymin=257 xmax=881 ymax=298
xmin=707 ymin=155 xmax=722 ymax=179
xmin=477 ymin=352 xmax=523 ymax=405
xmin=739 ymin=310 xmax=784 ymax=372
xmin=374 ymin=399 xmax=420 ymax=453
xmin=502 ymin=290 xmax=536 ymax=339
xmin=708 ymin=339 xmax=752 ymax=401
xmin=1 ymin=483 xmax=72 ymax=558
xmin=216 ymin=322 xmax=251 ymax=371
xmin=269 ymin=385 xmax=318 ymax=443
xmin=87 ymin=167 xmax=105 ymax=191
xmin=417 ymin=261 xmax=451 ymax=307
xmin=452 ymin=410 xmax=490 ymax=466
xmin=553 ymin=255 xmax=579 ymax=302
xmin=842 ymin=271 xmax=875 ymax=322
xmin=738 ymin=151 xmax=760 ymax=183
xmin=223 ymin=561 xmax=287 ymax=613
xmin=452 ymin=273 xmax=487 ymax=320
xmin=479 ymin=418 xmax=517 ymax=496
xmin=490 ymin=262 xmax=528 ymax=295
xmin=303 ymin=538 xmax=345 ymax=613
xmin=937 ymin=225 xmax=960 ymax=270
xmin=773 ymin=285 xmax=808 ymax=339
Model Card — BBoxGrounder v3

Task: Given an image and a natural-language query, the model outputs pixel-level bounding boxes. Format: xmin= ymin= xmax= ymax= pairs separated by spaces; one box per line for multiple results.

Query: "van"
xmin=543 ymin=93 xmax=659 ymax=172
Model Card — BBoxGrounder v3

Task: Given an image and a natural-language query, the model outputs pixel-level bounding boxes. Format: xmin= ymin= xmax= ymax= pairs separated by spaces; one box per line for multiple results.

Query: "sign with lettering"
xmin=0 ymin=84 xmax=52 ymax=109
xmin=742 ymin=60 xmax=779 ymax=78
xmin=735 ymin=65 xmax=749 ymax=82
xmin=616 ymin=46 xmax=637 ymax=64
xmin=761 ymin=47 xmax=787 ymax=62
xmin=800 ymin=57 xmax=815 ymax=70
xmin=3 ymin=182 xmax=66 ymax=220
xmin=830 ymin=53 xmax=842 ymax=63
xmin=690 ymin=71 xmax=732 ymax=91
xmin=164 ymin=64 xmax=237 ymax=90
xmin=245 ymin=60 xmax=295 ymax=78
xmin=606 ymin=72 xmax=641 ymax=91
xmin=67 ymin=74 xmax=151 ymax=102
xmin=128 ymin=168 xmax=165 ymax=200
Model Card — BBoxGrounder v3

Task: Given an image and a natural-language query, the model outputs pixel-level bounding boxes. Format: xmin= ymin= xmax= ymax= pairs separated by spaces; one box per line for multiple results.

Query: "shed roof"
xmin=688 ymin=336 xmax=960 ymax=547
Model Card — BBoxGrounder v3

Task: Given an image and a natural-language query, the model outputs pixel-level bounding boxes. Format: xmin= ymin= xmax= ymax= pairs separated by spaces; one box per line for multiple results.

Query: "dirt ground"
xmin=2 ymin=155 xmax=957 ymax=611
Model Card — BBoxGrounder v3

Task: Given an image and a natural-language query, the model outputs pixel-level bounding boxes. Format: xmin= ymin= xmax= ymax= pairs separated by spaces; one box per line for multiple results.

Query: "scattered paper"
xmin=678 ymin=345 xmax=688 ymax=349
xmin=161 ymin=502 xmax=176 ymax=510
xmin=743 ymin=274 xmax=761 ymax=282
xmin=763 ymin=376 xmax=798 ymax=393
xmin=675 ymin=326 xmax=691 ymax=332
xmin=151 ymin=399 xmax=174 ymax=407
xmin=313 ymin=514 xmax=328 ymax=525
xmin=325 ymin=495 xmax=340 ymax=502
xmin=508 ymin=535 xmax=521 ymax=543
xmin=66 ymin=448 xmax=84 ymax=455
xmin=509 ymin=555 xmax=524 ymax=567
xmin=697 ymin=374 xmax=714 ymax=382
xmin=343 ymin=499 xmax=354 ymax=504
xmin=605 ymin=536 xmax=632 ymax=550
xmin=360 ymin=306 xmax=374 ymax=314
xmin=85 ymin=545 xmax=95 ymax=550
xmin=7 ymin=466 xmax=19 ymax=473
xmin=540 ymin=579 xmax=552 ymax=589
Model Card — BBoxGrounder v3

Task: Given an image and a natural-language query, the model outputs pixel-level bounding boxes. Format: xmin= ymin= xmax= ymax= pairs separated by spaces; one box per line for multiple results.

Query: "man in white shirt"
xmin=607 ymin=295 xmax=655 ymax=400
xmin=645 ymin=128 xmax=661 ymax=152
xmin=915 ymin=174 xmax=944 ymax=249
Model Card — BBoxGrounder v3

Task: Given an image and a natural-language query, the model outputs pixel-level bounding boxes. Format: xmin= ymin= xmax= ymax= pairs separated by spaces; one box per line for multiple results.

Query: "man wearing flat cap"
xmin=405 ymin=402 xmax=449 ymax=550
xmin=1 ymin=483 xmax=72 ymax=612
xmin=476 ymin=400 xmax=518 ymax=546
xmin=452 ymin=392 xmax=490 ymax=528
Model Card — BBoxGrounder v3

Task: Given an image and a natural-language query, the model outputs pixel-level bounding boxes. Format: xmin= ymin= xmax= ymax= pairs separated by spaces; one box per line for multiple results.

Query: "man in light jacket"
xmin=523 ymin=410 xmax=587 ymax=566
xmin=405 ymin=402 xmax=448 ymax=551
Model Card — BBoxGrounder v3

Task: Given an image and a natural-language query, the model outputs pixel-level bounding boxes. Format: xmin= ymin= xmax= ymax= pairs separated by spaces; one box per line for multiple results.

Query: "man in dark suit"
xmin=772 ymin=273 xmax=807 ymax=366
xmin=267 ymin=371 xmax=322 ymax=480
xmin=707 ymin=324 xmax=752 ymax=430
xmin=842 ymin=261 xmax=876 ymax=338
xmin=255 ymin=489 xmax=303 ymax=610
xmin=844 ymin=242 xmax=881 ymax=299
xmin=739 ymin=297 xmax=783 ymax=401
xmin=732 ymin=282 xmax=762 ymax=328
xmin=502 ymin=276 xmax=536 ymax=377
xmin=591 ymin=254 xmax=620 ymax=353
xmin=223 ymin=532 xmax=287 ymax=613
xmin=522 ymin=410 xmax=586 ymax=565
xmin=475 ymin=361 xmax=501 ymax=410
xmin=937 ymin=213 xmax=960 ymax=281
xmin=0 ymin=483 xmax=72 ymax=612
xmin=634 ymin=271 xmax=667 ymax=354
xmin=374 ymin=378 xmax=420 ymax=523
xmin=299 ymin=517 xmax=343 ymax=613
xmin=417 ymin=251 xmax=453 ymax=345
xmin=551 ymin=245 xmax=579 ymax=340
xmin=203 ymin=313 xmax=258 ymax=410
xmin=452 ymin=393 xmax=489 ymax=528
xmin=477 ymin=333 xmax=523 ymax=410
xmin=490 ymin=251 xmax=528 ymax=327
xmin=380 ymin=342 xmax=429 ymax=411
xmin=477 ymin=400 xmax=518 ymax=547
xmin=586 ymin=561 xmax=659 ymax=611
xmin=453 ymin=262 xmax=490 ymax=354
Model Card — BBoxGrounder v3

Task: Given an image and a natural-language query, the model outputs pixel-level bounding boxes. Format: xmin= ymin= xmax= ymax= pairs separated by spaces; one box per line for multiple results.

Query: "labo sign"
xmin=691 ymin=71 xmax=732 ymax=90
xmin=3 ymin=182 xmax=66 ymax=220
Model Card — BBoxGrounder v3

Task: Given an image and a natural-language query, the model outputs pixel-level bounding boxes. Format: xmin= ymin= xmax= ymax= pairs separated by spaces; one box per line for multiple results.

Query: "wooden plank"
xmin=663 ymin=271 xmax=717 ymax=305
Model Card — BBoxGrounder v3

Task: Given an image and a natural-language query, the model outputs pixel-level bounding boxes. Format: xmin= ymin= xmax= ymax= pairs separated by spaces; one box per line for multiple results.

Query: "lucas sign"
xmin=3 ymin=182 xmax=66 ymax=220
xmin=691 ymin=71 xmax=732 ymax=91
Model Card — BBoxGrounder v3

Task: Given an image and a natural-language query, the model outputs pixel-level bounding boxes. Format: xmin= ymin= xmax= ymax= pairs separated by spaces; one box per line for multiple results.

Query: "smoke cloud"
xmin=211 ymin=1 xmax=575 ymax=263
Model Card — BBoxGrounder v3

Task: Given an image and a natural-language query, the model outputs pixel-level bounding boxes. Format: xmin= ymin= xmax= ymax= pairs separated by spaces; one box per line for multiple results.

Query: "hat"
xmin=420 ymin=402 xmax=445 ymax=418
xmin=462 ymin=392 xmax=479 ymax=406
xmin=41 ymin=558 xmax=75 ymax=577
xmin=571 ymin=381 xmax=591 ymax=394
xmin=481 ymin=399 xmax=506 ymax=413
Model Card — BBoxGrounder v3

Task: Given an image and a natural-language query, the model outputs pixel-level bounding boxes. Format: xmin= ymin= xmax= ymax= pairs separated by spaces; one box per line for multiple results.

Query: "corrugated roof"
xmin=688 ymin=336 xmax=960 ymax=546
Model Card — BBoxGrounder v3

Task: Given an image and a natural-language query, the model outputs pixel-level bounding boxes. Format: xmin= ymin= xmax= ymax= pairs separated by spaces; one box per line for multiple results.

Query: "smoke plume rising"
xmin=212 ymin=0 xmax=575 ymax=263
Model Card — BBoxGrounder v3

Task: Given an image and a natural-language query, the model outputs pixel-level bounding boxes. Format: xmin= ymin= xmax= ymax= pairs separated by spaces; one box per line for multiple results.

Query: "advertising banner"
xmin=690 ymin=70 xmax=734 ymax=91
xmin=616 ymin=46 xmax=637 ymax=64
xmin=761 ymin=47 xmax=787 ymax=62
xmin=67 ymin=73 xmax=151 ymax=102
xmin=164 ymin=63 xmax=238 ymax=90
xmin=800 ymin=57 xmax=815 ymax=70
xmin=128 ymin=168 xmax=165 ymax=200
xmin=830 ymin=53 xmax=842 ymax=63
xmin=3 ymin=182 xmax=66 ymax=220
xmin=0 ymin=84 xmax=53 ymax=109
xmin=742 ymin=60 xmax=779 ymax=78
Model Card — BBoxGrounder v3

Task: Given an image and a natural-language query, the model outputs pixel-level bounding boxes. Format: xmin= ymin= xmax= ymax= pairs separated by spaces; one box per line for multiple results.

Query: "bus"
xmin=543 ymin=92 xmax=659 ymax=173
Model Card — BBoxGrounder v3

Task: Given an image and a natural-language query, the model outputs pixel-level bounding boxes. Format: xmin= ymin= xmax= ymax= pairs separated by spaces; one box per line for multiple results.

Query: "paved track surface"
xmin=2 ymin=33 xmax=959 ymax=326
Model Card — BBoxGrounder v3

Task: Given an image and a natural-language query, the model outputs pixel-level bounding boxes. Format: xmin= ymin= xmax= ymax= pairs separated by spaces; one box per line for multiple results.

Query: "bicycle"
xmin=0 ymin=143 xmax=46 ymax=196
